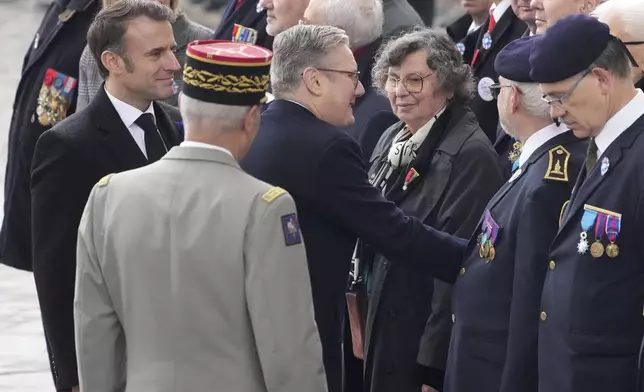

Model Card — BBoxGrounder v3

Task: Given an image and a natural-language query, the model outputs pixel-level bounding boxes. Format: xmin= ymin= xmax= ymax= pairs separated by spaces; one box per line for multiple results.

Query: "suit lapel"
xmin=153 ymin=102 xmax=182 ymax=149
xmin=559 ymin=120 xmax=644 ymax=231
xmin=91 ymin=88 xmax=149 ymax=171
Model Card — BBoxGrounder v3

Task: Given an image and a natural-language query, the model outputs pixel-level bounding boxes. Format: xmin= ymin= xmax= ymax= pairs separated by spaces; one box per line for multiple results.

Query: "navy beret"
xmin=494 ymin=36 xmax=542 ymax=83
xmin=529 ymin=14 xmax=611 ymax=83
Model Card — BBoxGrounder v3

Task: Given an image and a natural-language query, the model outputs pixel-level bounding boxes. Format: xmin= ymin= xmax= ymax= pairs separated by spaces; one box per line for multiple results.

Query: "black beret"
xmin=494 ymin=36 xmax=542 ymax=83
xmin=183 ymin=40 xmax=273 ymax=106
xmin=529 ymin=14 xmax=611 ymax=83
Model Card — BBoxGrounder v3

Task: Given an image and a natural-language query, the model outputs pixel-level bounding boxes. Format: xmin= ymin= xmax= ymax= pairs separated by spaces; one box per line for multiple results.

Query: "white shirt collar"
xmin=518 ymin=122 xmax=567 ymax=167
xmin=104 ymin=86 xmax=155 ymax=128
xmin=595 ymin=90 xmax=644 ymax=156
xmin=468 ymin=21 xmax=482 ymax=34
xmin=180 ymin=141 xmax=234 ymax=159
xmin=492 ymin=0 xmax=511 ymax=23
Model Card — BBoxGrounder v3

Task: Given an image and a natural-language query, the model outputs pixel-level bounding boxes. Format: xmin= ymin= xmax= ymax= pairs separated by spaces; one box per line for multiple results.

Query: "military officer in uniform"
xmin=1 ymin=0 xmax=100 ymax=273
xmin=529 ymin=15 xmax=644 ymax=392
xmin=442 ymin=36 xmax=586 ymax=392
xmin=74 ymin=40 xmax=327 ymax=392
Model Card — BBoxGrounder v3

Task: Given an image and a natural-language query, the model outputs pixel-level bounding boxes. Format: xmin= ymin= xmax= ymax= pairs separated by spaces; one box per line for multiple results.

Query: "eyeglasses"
xmin=541 ymin=68 xmax=591 ymax=109
xmin=314 ymin=68 xmax=361 ymax=89
xmin=384 ymin=72 xmax=433 ymax=93
xmin=488 ymin=83 xmax=517 ymax=100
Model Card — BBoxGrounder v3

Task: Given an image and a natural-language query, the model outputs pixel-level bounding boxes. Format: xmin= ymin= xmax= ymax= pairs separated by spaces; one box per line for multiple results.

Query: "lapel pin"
xmin=600 ymin=157 xmax=609 ymax=176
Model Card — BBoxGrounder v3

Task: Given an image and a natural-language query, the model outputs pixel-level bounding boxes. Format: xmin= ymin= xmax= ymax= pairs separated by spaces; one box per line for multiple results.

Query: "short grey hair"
xmin=372 ymin=28 xmax=474 ymax=103
xmin=505 ymin=80 xmax=551 ymax=119
xmin=179 ymin=94 xmax=251 ymax=132
xmin=588 ymin=39 xmax=633 ymax=79
xmin=271 ymin=24 xmax=350 ymax=97
xmin=306 ymin=0 xmax=383 ymax=48
xmin=592 ymin=0 xmax=644 ymax=39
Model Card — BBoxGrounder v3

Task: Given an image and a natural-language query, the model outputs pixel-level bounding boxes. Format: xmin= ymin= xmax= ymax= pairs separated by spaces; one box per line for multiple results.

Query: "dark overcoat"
xmin=31 ymin=87 xmax=181 ymax=389
xmin=1 ymin=0 xmax=100 ymax=271
xmin=363 ymin=105 xmax=504 ymax=392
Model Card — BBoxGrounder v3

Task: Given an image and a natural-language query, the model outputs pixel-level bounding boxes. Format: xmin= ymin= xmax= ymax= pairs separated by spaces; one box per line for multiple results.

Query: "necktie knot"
xmin=135 ymin=113 xmax=157 ymax=134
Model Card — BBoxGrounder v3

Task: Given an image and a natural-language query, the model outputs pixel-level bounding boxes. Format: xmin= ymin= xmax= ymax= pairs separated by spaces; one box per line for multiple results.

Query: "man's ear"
xmin=101 ymin=51 xmax=122 ymax=76
xmin=243 ymin=105 xmax=260 ymax=134
xmin=301 ymin=67 xmax=324 ymax=97
xmin=510 ymin=86 xmax=522 ymax=114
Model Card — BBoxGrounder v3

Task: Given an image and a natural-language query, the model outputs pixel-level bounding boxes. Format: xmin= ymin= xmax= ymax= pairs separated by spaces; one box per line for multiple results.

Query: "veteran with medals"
xmin=73 ymin=40 xmax=327 ymax=392
xmin=529 ymin=15 xmax=644 ymax=392
xmin=443 ymin=36 xmax=586 ymax=392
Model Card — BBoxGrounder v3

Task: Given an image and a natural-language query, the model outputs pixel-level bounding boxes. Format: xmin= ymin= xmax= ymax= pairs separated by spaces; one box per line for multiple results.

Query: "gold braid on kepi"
xmin=182 ymin=40 xmax=273 ymax=106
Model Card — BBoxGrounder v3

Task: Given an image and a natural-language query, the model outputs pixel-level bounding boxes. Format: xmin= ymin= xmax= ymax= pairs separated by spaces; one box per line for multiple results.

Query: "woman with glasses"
xmin=360 ymin=28 xmax=504 ymax=392
xmin=592 ymin=0 xmax=644 ymax=90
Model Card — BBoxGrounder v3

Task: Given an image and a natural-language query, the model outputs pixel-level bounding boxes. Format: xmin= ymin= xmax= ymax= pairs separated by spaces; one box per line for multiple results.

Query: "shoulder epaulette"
xmin=262 ymin=186 xmax=287 ymax=203
xmin=96 ymin=173 xmax=114 ymax=188
xmin=544 ymin=145 xmax=570 ymax=182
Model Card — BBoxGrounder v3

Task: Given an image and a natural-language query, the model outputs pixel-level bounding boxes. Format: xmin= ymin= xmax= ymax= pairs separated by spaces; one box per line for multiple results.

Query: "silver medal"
xmin=577 ymin=231 xmax=589 ymax=254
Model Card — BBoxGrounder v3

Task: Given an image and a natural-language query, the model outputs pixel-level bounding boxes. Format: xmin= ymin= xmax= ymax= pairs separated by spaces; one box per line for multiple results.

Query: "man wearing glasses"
xmin=442 ymin=35 xmax=585 ymax=392
xmin=530 ymin=15 xmax=644 ymax=392
xmin=241 ymin=24 xmax=469 ymax=392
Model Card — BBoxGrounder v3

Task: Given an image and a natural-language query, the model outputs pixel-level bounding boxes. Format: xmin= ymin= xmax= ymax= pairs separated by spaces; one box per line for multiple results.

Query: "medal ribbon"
xmin=594 ymin=213 xmax=608 ymax=240
xmin=605 ymin=214 xmax=621 ymax=243
xmin=581 ymin=209 xmax=597 ymax=231
xmin=489 ymin=217 xmax=499 ymax=246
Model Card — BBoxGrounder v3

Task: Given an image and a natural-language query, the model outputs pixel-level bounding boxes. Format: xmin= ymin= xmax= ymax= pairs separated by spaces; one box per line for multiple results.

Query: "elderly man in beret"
xmin=592 ymin=0 xmax=644 ymax=90
xmin=530 ymin=14 xmax=644 ymax=392
xmin=73 ymin=40 xmax=327 ymax=392
xmin=441 ymin=35 xmax=586 ymax=392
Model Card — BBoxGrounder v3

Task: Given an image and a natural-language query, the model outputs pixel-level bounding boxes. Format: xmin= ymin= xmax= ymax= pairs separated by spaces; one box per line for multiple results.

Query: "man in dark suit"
xmin=214 ymin=0 xmax=274 ymax=49
xmin=530 ymin=16 xmax=644 ymax=392
xmin=467 ymin=0 xmax=526 ymax=142
xmin=30 ymin=2 xmax=182 ymax=390
xmin=1 ymin=0 xmax=100 ymax=272
xmin=442 ymin=36 xmax=585 ymax=392
xmin=242 ymin=24 xmax=467 ymax=392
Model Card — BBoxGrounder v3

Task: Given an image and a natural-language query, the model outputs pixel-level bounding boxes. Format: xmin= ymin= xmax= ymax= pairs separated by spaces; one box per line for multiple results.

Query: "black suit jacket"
xmin=469 ymin=9 xmax=527 ymax=142
xmin=540 ymin=113 xmax=644 ymax=392
xmin=214 ymin=0 xmax=273 ymax=50
xmin=446 ymin=131 xmax=585 ymax=392
xmin=1 ymin=0 xmax=100 ymax=272
xmin=241 ymin=100 xmax=467 ymax=392
xmin=30 ymin=87 xmax=181 ymax=389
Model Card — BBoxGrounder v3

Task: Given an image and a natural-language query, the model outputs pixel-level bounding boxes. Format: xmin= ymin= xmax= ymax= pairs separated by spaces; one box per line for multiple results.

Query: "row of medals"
xmin=478 ymin=234 xmax=495 ymax=262
xmin=579 ymin=232 xmax=619 ymax=258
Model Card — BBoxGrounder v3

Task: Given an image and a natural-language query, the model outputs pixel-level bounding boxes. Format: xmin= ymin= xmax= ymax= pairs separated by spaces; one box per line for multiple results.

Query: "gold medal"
xmin=488 ymin=246 xmax=496 ymax=261
xmin=606 ymin=243 xmax=619 ymax=258
xmin=590 ymin=240 xmax=605 ymax=258
xmin=480 ymin=242 xmax=490 ymax=259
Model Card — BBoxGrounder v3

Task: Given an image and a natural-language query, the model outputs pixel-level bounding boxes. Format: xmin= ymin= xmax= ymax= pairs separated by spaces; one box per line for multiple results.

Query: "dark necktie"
xmin=585 ymin=138 xmax=598 ymax=175
xmin=135 ymin=113 xmax=166 ymax=162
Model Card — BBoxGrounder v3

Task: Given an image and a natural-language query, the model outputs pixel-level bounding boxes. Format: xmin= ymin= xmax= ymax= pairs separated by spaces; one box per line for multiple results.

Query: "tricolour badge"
xmin=402 ymin=167 xmax=419 ymax=191
xmin=600 ymin=157 xmax=610 ymax=176
xmin=232 ymin=24 xmax=258 ymax=44
xmin=544 ymin=145 xmax=570 ymax=182
xmin=36 ymin=68 xmax=77 ymax=127
xmin=281 ymin=213 xmax=302 ymax=246
xmin=482 ymin=32 xmax=493 ymax=50
xmin=456 ymin=42 xmax=466 ymax=56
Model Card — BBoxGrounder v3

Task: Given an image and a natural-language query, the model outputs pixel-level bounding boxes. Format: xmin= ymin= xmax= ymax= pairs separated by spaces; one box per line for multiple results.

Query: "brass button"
xmin=460 ymin=267 xmax=466 ymax=276
xmin=549 ymin=260 xmax=556 ymax=270
xmin=540 ymin=311 xmax=548 ymax=321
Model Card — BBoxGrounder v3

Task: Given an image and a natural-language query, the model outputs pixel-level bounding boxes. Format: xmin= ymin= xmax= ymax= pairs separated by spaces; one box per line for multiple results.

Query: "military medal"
xmin=578 ymin=208 xmax=597 ymax=255
xmin=478 ymin=210 xmax=499 ymax=262
xmin=232 ymin=24 xmax=258 ymax=44
xmin=508 ymin=139 xmax=522 ymax=164
xmin=590 ymin=213 xmax=608 ymax=258
xmin=605 ymin=214 xmax=621 ymax=258
xmin=482 ymin=32 xmax=493 ymax=50
xmin=488 ymin=246 xmax=496 ymax=261
xmin=402 ymin=167 xmax=419 ymax=191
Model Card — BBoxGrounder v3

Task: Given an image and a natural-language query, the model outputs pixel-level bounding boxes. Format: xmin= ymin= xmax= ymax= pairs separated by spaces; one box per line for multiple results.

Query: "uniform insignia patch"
xmin=97 ymin=173 xmax=114 ymax=188
xmin=36 ymin=68 xmax=77 ymax=127
xmin=281 ymin=213 xmax=302 ymax=246
xmin=262 ymin=186 xmax=287 ymax=203
xmin=232 ymin=24 xmax=258 ymax=44
xmin=544 ymin=145 xmax=570 ymax=182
